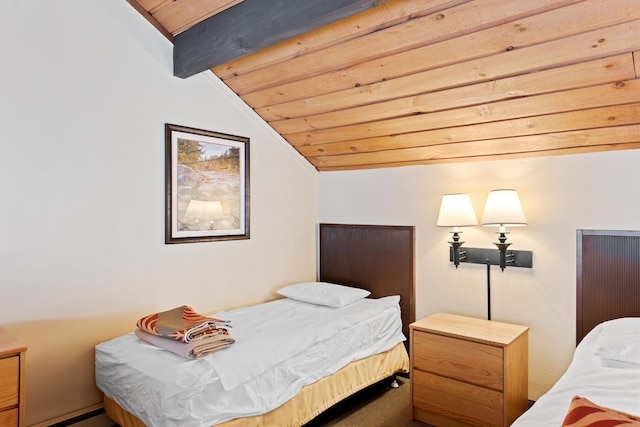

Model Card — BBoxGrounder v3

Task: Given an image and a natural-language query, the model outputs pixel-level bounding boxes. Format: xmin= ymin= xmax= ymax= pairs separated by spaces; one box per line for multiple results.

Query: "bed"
xmin=95 ymin=223 xmax=415 ymax=427
xmin=512 ymin=229 xmax=640 ymax=426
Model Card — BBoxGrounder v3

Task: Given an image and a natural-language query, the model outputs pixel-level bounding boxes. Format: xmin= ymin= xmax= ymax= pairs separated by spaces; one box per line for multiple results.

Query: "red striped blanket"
xmin=136 ymin=305 xmax=230 ymax=343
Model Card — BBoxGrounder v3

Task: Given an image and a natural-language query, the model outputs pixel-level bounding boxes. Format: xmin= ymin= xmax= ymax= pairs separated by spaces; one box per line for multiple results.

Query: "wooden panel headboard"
xmin=577 ymin=229 xmax=640 ymax=344
xmin=319 ymin=223 xmax=415 ymax=343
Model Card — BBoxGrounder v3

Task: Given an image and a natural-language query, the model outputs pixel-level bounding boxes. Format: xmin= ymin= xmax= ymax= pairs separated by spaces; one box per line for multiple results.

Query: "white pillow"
xmin=594 ymin=317 xmax=640 ymax=365
xmin=277 ymin=281 xmax=371 ymax=308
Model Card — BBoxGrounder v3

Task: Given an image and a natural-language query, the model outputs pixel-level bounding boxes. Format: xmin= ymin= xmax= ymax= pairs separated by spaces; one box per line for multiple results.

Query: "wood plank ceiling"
xmin=128 ymin=0 xmax=640 ymax=171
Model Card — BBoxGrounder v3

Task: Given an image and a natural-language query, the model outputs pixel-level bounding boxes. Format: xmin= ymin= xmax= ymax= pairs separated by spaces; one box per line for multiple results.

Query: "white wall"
xmin=0 ymin=1 xmax=318 ymax=424
xmin=318 ymin=151 xmax=640 ymax=400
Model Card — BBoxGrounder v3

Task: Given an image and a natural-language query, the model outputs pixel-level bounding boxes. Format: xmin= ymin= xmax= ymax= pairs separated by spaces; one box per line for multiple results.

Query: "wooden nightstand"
xmin=410 ymin=313 xmax=528 ymax=427
xmin=0 ymin=328 xmax=26 ymax=427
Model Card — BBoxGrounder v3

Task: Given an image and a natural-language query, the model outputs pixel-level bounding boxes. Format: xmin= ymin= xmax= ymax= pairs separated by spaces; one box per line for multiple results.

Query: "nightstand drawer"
xmin=413 ymin=370 xmax=503 ymax=427
xmin=0 ymin=357 xmax=19 ymax=409
xmin=413 ymin=330 xmax=504 ymax=391
xmin=0 ymin=408 xmax=18 ymax=427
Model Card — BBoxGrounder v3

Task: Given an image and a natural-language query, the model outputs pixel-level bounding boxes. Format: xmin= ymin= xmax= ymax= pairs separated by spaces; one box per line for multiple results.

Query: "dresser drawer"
xmin=0 ymin=357 xmax=19 ymax=410
xmin=0 ymin=407 xmax=18 ymax=427
xmin=413 ymin=369 xmax=504 ymax=427
xmin=413 ymin=330 xmax=504 ymax=391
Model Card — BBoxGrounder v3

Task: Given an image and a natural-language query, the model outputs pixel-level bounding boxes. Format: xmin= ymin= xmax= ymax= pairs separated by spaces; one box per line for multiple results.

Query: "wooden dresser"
xmin=0 ymin=328 xmax=26 ymax=427
xmin=410 ymin=313 xmax=528 ymax=427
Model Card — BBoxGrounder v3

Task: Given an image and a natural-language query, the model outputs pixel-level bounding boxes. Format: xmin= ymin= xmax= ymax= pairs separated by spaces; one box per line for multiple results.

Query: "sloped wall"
xmin=0 ymin=1 xmax=318 ymax=424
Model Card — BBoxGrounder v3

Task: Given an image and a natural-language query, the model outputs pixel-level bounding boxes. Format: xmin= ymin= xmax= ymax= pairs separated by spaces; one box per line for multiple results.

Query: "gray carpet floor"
xmin=304 ymin=376 xmax=428 ymax=427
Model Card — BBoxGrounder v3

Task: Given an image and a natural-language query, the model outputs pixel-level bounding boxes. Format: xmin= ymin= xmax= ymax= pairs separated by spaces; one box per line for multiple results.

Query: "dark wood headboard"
xmin=319 ymin=223 xmax=415 ymax=344
xmin=577 ymin=229 xmax=640 ymax=344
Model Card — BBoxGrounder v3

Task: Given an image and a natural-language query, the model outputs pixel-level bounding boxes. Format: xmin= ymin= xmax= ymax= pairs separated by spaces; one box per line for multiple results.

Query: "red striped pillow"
xmin=562 ymin=396 xmax=640 ymax=426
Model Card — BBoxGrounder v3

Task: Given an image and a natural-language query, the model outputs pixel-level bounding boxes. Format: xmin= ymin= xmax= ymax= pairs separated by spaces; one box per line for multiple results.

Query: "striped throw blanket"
xmin=136 ymin=305 xmax=231 ymax=343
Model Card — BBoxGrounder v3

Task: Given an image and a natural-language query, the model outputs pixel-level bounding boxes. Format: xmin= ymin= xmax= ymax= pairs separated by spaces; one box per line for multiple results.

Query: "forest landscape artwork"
xmin=165 ymin=124 xmax=249 ymax=243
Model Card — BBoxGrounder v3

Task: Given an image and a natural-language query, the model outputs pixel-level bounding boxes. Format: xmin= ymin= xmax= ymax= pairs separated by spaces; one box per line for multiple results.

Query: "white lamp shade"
xmin=184 ymin=200 xmax=225 ymax=220
xmin=481 ymin=189 xmax=527 ymax=226
xmin=436 ymin=193 xmax=478 ymax=227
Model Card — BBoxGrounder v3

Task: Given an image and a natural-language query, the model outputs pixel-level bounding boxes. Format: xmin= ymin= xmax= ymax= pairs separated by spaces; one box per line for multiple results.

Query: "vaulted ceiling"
xmin=127 ymin=0 xmax=640 ymax=171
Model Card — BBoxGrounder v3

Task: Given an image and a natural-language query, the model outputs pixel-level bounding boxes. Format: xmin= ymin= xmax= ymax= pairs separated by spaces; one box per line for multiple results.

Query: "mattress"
xmin=95 ymin=296 xmax=407 ymax=426
xmin=512 ymin=317 xmax=640 ymax=426
xmin=104 ymin=341 xmax=409 ymax=427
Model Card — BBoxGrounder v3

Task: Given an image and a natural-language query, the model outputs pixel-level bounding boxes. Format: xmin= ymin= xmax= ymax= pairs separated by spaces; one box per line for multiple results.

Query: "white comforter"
xmin=95 ymin=296 xmax=405 ymax=427
xmin=512 ymin=317 xmax=640 ymax=426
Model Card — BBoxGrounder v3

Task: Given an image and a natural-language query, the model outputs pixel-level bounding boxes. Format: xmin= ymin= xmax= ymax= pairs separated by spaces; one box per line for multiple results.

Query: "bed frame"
xmin=577 ymin=229 xmax=640 ymax=344
xmin=103 ymin=223 xmax=415 ymax=426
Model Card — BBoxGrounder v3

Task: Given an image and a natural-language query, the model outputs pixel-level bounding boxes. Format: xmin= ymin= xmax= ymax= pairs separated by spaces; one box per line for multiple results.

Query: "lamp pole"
xmin=486 ymin=259 xmax=491 ymax=321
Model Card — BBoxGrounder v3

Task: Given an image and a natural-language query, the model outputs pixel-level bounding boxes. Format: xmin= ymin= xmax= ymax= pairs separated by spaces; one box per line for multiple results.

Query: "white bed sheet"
xmin=95 ymin=296 xmax=405 ymax=427
xmin=512 ymin=317 xmax=640 ymax=426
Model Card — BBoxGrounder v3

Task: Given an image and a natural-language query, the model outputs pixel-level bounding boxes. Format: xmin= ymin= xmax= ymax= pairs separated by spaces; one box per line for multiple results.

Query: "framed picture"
xmin=165 ymin=124 xmax=250 ymax=243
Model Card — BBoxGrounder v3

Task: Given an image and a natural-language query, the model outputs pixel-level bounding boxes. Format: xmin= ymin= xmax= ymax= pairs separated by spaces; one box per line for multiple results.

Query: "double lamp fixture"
xmin=437 ymin=189 xmax=533 ymax=319
xmin=437 ymin=189 xmax=531 ymax=270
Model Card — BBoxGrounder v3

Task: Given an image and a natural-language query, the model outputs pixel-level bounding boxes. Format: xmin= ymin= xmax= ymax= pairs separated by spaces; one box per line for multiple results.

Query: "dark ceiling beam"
xmin=173 ymin=0 xmax=386 ymax=79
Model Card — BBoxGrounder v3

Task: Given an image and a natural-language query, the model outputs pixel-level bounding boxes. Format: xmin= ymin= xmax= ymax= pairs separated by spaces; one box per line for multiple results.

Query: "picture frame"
xmin=165 ymin=124 xmax=250 ymax=243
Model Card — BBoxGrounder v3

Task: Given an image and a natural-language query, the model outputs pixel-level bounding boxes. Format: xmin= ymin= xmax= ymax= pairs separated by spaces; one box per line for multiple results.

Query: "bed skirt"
xmin=103 ymin=341 xmax=409 ymax=427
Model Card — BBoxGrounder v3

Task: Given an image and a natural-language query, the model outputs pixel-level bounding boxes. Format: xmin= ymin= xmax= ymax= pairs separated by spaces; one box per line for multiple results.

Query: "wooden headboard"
xmin=577 ymin=229 xmax=640 ymax=344
xmin=319 ymin=223 xmax=415 ymax=344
